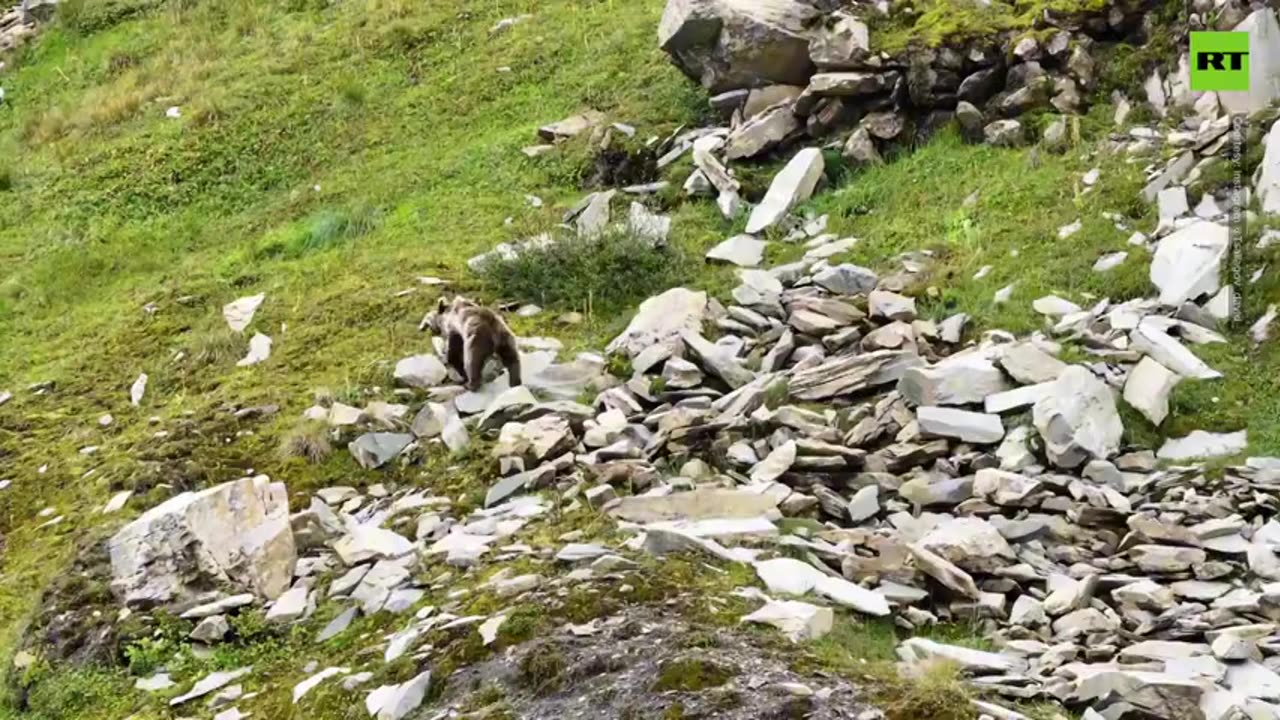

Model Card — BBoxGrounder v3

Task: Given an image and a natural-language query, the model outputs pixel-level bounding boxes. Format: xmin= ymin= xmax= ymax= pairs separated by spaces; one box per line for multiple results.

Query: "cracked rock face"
xmin=108 ymin=476 xmax=296 ymax=609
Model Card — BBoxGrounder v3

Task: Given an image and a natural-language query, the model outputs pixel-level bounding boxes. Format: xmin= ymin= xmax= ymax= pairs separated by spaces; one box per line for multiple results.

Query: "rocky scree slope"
xmin=5 ymin=0 xmax=1280 ymax=719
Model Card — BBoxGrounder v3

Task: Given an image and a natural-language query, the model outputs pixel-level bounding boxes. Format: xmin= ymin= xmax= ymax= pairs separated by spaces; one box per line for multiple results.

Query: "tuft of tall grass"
xmin=258 ymin=205 xmax=382 ymax=260
xmin=279 ymin=421 xmax=332 ymax=463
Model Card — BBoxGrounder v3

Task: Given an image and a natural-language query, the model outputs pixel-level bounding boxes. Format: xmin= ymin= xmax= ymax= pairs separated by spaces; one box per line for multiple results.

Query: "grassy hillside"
xmin=0 ymin=0 xmax=721 ymax=712
xmin=1 ymin=0 xmax=1278 ymax=717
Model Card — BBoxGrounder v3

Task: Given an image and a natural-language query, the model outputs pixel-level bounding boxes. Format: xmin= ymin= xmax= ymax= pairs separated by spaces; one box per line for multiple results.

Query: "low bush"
xmin=474 ymin=228 xmax=691 ymax=313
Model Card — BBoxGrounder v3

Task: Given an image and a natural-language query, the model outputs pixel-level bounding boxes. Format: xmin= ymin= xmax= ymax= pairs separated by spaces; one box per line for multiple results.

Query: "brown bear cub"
xmin=427 ymin=295 xmax=522 ymax=391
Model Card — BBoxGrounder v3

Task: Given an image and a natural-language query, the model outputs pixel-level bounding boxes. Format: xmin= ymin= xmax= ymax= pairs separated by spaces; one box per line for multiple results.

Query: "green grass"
xmin=0 ymin=0 xmax=1276 ymax=717
xmin=0 ymin=0 xmax=723 ymax=714
xmin=867 ymin=0 xmax=1180 ymax=56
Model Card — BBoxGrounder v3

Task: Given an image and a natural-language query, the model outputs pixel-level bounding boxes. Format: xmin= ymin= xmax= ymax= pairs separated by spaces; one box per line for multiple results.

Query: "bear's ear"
xmin=437 ymin=296 xmax=449 ymax=313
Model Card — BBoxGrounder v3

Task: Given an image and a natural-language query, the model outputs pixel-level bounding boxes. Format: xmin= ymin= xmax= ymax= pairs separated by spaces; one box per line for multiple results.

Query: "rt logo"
xmin=1191 ymin=31 xmax=1250 ymax=91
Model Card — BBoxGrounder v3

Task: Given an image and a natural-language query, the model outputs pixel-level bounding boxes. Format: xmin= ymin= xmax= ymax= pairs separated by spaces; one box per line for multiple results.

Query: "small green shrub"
xmin=475 ymin=228 xmax=691 ymax=312
xmin=123 ymin=636 xmax=177 ymax=676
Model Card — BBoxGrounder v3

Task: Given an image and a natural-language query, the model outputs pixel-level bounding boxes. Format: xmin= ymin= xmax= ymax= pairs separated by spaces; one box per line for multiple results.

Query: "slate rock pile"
xmin=0 ymin=0 xmax=56 ymax=53
xmin=655 ymin=0 xmax=1274 ymax=160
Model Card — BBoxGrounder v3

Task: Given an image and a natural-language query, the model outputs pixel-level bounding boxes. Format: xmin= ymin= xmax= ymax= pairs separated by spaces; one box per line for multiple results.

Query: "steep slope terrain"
xmin=2 ymin=0 xmax=1280 ymax=719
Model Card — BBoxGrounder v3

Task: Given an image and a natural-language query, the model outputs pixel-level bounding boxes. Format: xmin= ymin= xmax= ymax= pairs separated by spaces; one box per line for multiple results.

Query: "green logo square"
xmin=1192 ymin=31 xmax=1250 ymax=91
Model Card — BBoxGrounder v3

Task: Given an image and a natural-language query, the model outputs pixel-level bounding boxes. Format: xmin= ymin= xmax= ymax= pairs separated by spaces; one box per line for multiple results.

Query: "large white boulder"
xmin=1258 ymin=119 xmax=1280 ymax=215
xmin=746 ymin=148 xmax=825 ymax=234
xmin=1033 ymin=366 xmax=1123 ymax=468
xmin=606 ymin=288 xmax=708 ymax=359
xmin=1150 ymin=221 xmax=1228 ymax=306
xmin=109 ymin=476 xmax=296 ymax=609
xmin=658 ymin=0 xmax=818 ymax=93
xmin=1218 ymin=9 xmax=1280 ymax=115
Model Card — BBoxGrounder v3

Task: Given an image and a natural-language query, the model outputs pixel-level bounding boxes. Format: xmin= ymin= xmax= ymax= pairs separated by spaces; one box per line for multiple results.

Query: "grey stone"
xmin=917 ymin=407 xmax=1004 ymax=444
xmin=916 ymin=517 xmax=1015 ymax=575
xmin=973 ymin=468 xmax=1041 ymax=506
xmin=1032 ymin=366 xmax=1123 ymax=468
xmin=317 ymin=607 xmax=358 ymax=642
xmin=846 ymin=485 xmax=879 ymax=523
xmin=808 ymin=11 xmax=869 ymax=69
xmin=682 ymin=330 xmax=754 ymax=388
xmin=725 ymin=101 xmax=800 ymax=160
xmin=808 ymin=71 xmax=890 ymax=96
xmin=899 ymin=355 xmax=1011 ymax=406
xmin=1150 ymin=221 xmax=1228 ymax=305
xmin=348 ymin=433 xmax=413 ymax=470
xmin=706 ymin=234 xmax=768 ymax=267
xmin=899 ymin=476 xmax=972 ymax=507
xmin=751 ymin=440 xmax=797 ymax=483
xmin=235 ymin=332 xmax=272 ymax=367
xmin=898 ymin=637 xmax=1023 ymax=674
xmin=628 ymin=202 xmax=672 ymax=244
xmin=909 ymin=543 xmax=980 ymax=599
xmin=179 ymin=594 xmax=256 ymax=619
xmin=585 ymin=485 xmax=617 ymax=509
xmin=110 ymin=476 xmax=294 ymax=609
xmin=494 ymin=415 xmax=573 ymax=463
xmin=265 ymin=585 xmax=310 ymax=624
xmin=743 ymin=85 xmax=803 ymax=118
xmin=410 ymin=402 xmax=448 ymax=438
xmin=1010 ymin=595 xmax=1046 ymax=627
xmin=983 ymin=379 xmax=1054 ymax=412
xmin=364 ymin=670 xmax=432 ymax=720
xmin=793 ymin=350 xmax=924 ymax=400
xmin=868 ymin=290 xmax=916 ymax=321
xmin=984 ymin=120 xmax=1024 ymax=147
xmin=393 ymin=355 xmax=447 ymax=389
xmin=742 ymin=599 xmax=833 ymax=642
xmin=1131 ymin=320 xmax=1222 ymax=380
xmin=1141 ymin=151 xmax=1195 ymax=202
xmin=956 ymin=101 xmax=984 ymax=140
xmin=1218 ymin=9 xmax=1280 ymax=115
xmin=745 ymin=148 xmax=825 ymax=234
xmin=1078 ymin=672 xmax=1204 ymax=718
xmin=842 ymin=127 xmax=882 ymax=166
xmin=862 ymin=111 xmax=904 ymax=140
xmin=814 ymin=264 xmax=877 ymax=295
xmin=611 ymin=488 xmax=779 ymax=523
xmin=939 ymin=314 xmax=969 ymax=344
xmin=1032 ymin=294 xmax=1081 ymax=316
xmin=1130 ymin=545 xmax=1207 ymax=573
xmin=1122 ymin=357 xmax=1180 ymax=426
xmin=999 ymin=343 xmax=1067 ymax=385
xmin=1051 ymin=607 xmax=1116 ymax=636
xmin=658 ymin=0 xmax=818 ymax=94
xmin=1158 ymin=430 xmax=1248 ymax=461
xmin=607 ymin=288 xmax=708 ymax=358
xmin=171 ymin=667 xmax=253 ymax=706
xmin=538 ymin=110 xmax=604 ymax=141
xmin=190 ymin=614 xmax=230 ymax=644
xmin=662 ymin=357 xmax=704 ymax=389
xmin=333 ymin=525 xmax=414 ymax=565
xmin=223 ymin=293 xmax=264 ymax=333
